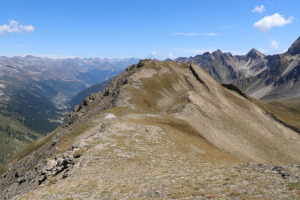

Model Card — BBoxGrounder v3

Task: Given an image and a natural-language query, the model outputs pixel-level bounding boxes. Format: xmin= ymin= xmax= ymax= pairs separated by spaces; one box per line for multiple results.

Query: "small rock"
xmin=55 ymin=166 xmax=64 ymax=174
xmin=65 ymin=154 xmax=74 ymax=164
xmin=272 ymin=166 xmax=284 ymax=172
xmin=104 ymin=113 xmax=116 ymax=119
xmin=62 ymin=170 xmax=69 ymax=179
xmin=56 ymin=157 xmax=65 ymax=166
xmin=257 ymin=163 xmax=264 ymax=168
xmin=41 ymin=167 xmax=47 ymax=175
xmin=73 ymin=105 xmax=79 ymax=112
xmin=17 ymin=177 xmax=25 ymax=185
xmin=38 ymin=175 xmax=47 ymax=185
xmin=100 ymin=124 xmax=107 ymax=132
xmin=281 ymin=172 xmax=293 ymax=179
xmin=46 ymin=160 xmax=57 ymax=171
xmin=72 ymin=143 xmax=80 ymax=150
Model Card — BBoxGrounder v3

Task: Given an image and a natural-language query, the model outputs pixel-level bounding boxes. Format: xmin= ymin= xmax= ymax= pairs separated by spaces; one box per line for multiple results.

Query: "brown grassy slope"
xmin=4 ymin=60 xmax=300 ymax=199
xmin=257 ymin=98 xmax=300 ymax=132
xmin=17 ymin=115 xmax=300 ymax=200
xmin=1 ymin=59 xmax=299 ymax=176
xmin=122 ymin=61 xmax=300 ymax=164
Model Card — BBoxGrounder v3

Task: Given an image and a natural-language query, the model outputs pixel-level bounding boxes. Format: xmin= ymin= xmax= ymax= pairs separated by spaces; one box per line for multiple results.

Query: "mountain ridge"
xmin=1 ymin=60 xmax=300 ymax=199
xmin=175 ymin=36 xmax=300 ymax=100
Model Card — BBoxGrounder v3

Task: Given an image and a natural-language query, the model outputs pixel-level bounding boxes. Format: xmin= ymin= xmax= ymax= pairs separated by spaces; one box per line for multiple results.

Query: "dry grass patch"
xmin=288 ymin=182 xmax=300 ymax=191
xmin=256 ymin=98 xmax=300 ymax=132
xmin=57 ymin=121 xmax=95 ymax=154
xmin=132 ymin=115 xmax=237 ymax=162
xmin=102 ymin=106 xmax=135 ymax=117
xmin=125 ymin=62 xmax=190 ymax=114
xmin=73 ymin=148 xmax=85 ymax=158
xmin=229 ymin=190 xmax=241 ymax=197
xmin=0 ymin=127 xmax=60 ymax=175
xmin=206 ymin=194 xmax=216 ymax=198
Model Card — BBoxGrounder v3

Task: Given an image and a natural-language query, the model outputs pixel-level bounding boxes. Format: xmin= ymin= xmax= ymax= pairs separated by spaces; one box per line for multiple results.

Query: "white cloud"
xmin=168 ymin=53 xmax=174 ymax=59
xmin=252 ymin=5 xmax=265 ymax=14
xmin=203 ymin=33 xmax=218 ymax=36
xmin=270 ymin=38 xmax=279 ymax=49
xmin=148 ymin=51 xmax=163 ymax=59
xmin=254 ymin=13 xmax=293 ymax=32
xmin=186 ymin=33 xmax=198 ymax=36
xmin=0 ymin=20 xmax=34 ymax=34
xmin=151 ymin=51 xmax=162 ymax=56
xmin=173 ymin=32 xmax=218 ymax=36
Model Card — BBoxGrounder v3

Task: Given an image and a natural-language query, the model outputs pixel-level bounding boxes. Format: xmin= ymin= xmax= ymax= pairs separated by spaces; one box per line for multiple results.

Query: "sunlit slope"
xmin=121 ymin=60 xmax=300 ymax=163
xmin=1 ymin=60 xmax=300 ymax=199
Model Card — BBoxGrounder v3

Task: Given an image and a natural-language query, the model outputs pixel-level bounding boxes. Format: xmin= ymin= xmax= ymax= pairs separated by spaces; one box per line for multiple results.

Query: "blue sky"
xmin=0 ymin=0 xmax=299 ymax=59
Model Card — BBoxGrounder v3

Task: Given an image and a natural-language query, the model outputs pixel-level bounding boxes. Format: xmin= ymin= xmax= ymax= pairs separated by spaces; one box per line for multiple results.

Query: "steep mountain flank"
xmin=67 ymin=78 xmax=113 ymax=109
xmin=1 ymin=60 xmax=300 ymax=199
xmin=0 ymin=115 xmax=42 ymax=166
xmin=176 ymin=36 xmax=300 ymax=100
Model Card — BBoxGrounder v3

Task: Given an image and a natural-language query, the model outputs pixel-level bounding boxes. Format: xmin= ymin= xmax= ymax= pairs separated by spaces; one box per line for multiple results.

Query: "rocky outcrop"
xmin=0 ymin=140 xmax=85 ymax=199
xmin=221 ymin=83 xmax=250 ymax=100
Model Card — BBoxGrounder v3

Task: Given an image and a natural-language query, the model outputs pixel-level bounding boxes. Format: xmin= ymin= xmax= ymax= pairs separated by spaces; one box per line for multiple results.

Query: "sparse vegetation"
xmin=288 ymin=182 xmax=300 ymax=191
xmin=0 ymin=113 xmax=43 ymax=168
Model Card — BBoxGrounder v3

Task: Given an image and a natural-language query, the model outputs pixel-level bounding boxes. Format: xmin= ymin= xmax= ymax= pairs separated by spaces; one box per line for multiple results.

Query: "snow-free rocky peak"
xmin=246 ymin=48 xmax=265 ymax=59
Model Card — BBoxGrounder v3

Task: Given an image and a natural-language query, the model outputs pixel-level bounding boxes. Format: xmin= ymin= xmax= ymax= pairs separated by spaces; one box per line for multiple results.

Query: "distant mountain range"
xmin=0 ymin=56 xmax=140 ymax=166
xmin=176 ymin=36 xmax=300 ymax=99
xmin=0 ymin=56 xmax=140 ymax=108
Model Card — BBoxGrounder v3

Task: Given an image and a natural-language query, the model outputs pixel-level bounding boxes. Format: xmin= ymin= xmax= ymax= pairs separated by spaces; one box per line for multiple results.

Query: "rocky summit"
xmin=0 ymin=60 xmax=300 ymax=199
xmin=287 ymin=36 xmax=300 ymax=56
